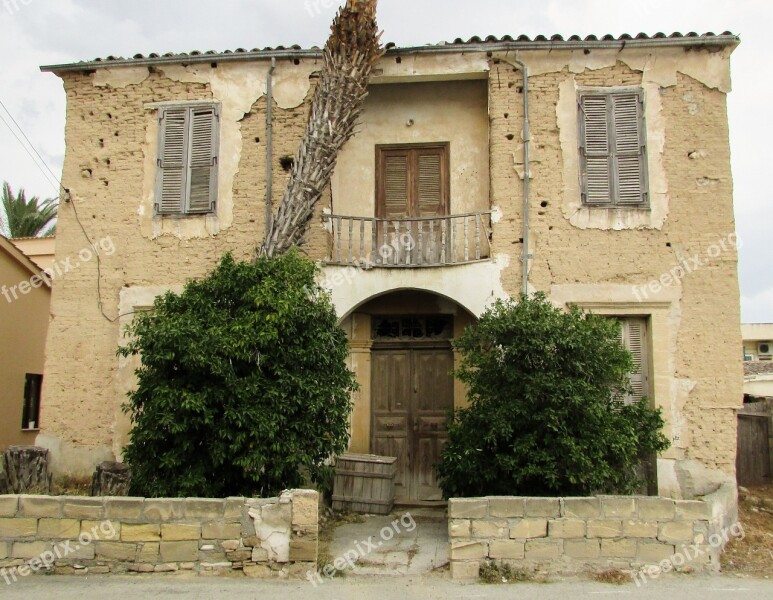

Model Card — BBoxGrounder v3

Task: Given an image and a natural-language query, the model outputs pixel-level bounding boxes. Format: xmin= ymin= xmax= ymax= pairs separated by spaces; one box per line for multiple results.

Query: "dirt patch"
xmin=721 ymin=483 xmax=773 ymax=577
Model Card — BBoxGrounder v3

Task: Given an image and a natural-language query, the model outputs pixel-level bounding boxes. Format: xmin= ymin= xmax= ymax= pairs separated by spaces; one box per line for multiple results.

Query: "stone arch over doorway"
xmin=339 ymin=289 xmax=478 ymax=504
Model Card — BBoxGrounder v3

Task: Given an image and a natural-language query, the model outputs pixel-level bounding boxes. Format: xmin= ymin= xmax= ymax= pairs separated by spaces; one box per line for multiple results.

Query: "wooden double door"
xmin=371 ymin=343 xmax=454 ymax=503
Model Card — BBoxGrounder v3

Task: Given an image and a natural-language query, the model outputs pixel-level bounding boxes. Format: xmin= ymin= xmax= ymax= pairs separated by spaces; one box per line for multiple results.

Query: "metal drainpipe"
xmin=509 ymin=53 xmax=531 ymax=295
xmin=265 ymin=57 xmax=276 ymax=238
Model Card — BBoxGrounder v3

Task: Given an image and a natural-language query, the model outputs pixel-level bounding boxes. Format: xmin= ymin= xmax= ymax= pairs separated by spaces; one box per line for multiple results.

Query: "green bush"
xmin=118 ymin=250 xmax=357 ymax=498
xmin=437 ymin=293 xmax=669 ymax=498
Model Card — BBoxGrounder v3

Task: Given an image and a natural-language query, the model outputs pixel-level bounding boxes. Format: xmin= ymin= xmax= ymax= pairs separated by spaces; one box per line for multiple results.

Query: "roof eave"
xmin=40 ymin=35 xmax=740 ymax=74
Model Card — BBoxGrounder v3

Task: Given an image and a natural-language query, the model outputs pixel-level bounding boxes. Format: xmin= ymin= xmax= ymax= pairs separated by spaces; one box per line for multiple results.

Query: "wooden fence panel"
xmin=737 ymin=414 xmax=771 ymax=486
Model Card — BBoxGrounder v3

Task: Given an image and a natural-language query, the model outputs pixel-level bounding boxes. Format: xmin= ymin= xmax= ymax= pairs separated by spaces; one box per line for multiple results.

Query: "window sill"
xmin=582 ymin=204 xmax=651 ymax=211
xmin=21 ymin=428 xmax=40 ymax=433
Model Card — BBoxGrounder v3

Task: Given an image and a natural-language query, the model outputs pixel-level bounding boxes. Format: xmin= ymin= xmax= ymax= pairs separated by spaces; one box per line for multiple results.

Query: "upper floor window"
xmin=376 ymin=143 xmax=449 ymax=219
xmin=155 ymin=104 xmax=220 ymax=216
xmin=578 ymin=89 xmax=648 ymax=207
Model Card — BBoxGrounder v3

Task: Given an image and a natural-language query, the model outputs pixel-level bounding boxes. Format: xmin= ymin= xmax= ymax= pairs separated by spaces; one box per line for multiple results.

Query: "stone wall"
xmin=448 ymin=489 xmax=737 ymax=580
xmin=0 ymin=490 xmax=317 ymax=579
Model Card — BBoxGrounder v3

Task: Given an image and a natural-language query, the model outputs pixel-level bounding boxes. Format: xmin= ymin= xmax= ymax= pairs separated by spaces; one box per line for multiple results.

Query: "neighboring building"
xmin=0 ymin=236 xmax=51 ymax=450
xmin=742 ymin=324 xmax=773 ymax=398
xmin=38 ymin=31 xmax=742 ymax=501
xmin=10 ymin=237 xmax=56 ymax=273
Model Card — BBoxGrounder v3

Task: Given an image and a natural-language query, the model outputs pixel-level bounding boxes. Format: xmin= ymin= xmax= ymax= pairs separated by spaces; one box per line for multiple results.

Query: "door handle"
xmin=413 ymin=417 xmax=419 ymax=432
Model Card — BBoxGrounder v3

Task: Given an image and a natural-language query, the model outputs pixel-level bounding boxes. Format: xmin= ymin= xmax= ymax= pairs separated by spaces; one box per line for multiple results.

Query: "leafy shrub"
xmin=437 ymin=293 xmax=669 ymax=498
xmin=119 ymin=250 xmax=357 ymax=498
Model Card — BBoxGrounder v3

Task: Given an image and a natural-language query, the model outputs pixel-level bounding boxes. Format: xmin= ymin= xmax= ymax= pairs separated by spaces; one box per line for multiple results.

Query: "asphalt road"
xmin=1 ymin=574 xmax=773 ymax=599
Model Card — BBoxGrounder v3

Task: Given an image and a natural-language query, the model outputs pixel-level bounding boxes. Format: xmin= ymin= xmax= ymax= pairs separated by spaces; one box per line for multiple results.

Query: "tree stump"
xmin=91 ymin=462 xmax=131 ymax=497
xmin=3 ymin=446 xmax=51 ymax=494
xmin=0 ymin=470 xmax=8 ymax=495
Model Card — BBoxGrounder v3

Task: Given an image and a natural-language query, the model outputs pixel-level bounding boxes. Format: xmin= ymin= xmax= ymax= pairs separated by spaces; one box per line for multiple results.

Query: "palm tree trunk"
xmin=260 ymin=0 xmax=381 ymax=258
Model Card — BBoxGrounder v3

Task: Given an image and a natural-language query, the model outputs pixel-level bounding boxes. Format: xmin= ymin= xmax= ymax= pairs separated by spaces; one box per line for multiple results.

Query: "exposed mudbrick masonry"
xmin=448 ymin=485 xmax=737 ymax=579
xmin=0 ymin=490 xmax=318 ymax=579
xmin=38 ymin=33 xmax=742 ymax=505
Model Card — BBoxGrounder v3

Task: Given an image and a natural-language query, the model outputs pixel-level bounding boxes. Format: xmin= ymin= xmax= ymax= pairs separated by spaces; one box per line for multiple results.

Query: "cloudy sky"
xmin=1 ymin=0 xmax=771 ymax=321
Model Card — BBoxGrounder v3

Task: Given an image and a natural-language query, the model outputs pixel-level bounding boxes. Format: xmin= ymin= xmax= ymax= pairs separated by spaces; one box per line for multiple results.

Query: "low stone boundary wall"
xmin=449 ymin=490 xmax=737 ymax=580
xmin=0 ymin=490 xmax=318 ymax=580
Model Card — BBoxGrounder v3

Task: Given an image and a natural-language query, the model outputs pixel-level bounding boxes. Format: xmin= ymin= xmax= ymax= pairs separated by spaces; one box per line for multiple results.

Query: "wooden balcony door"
xmin=376 ymin=143 xmax=449 ymax=264
xmin=370 ymin=343 xmax=454 ymax=503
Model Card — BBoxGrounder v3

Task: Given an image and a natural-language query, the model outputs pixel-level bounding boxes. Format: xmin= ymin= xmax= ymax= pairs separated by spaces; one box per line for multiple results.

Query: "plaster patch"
xmin=93 ymin=67 xmax=150 ymax=88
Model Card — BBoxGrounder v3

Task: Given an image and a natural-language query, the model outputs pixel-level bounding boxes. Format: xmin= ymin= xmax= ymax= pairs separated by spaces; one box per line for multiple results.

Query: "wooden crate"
xmin=332 ymin=453 xmax=397 ymax=515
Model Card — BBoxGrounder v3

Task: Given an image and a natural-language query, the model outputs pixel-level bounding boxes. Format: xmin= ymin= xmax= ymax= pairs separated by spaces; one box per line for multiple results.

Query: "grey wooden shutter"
xmin=619 ymin=317 xmax=648 ymax=405
xmin=156 ymin=108 xmax=188 ymax=214
xmin=186 ymin=106 xmax=219 ymax=213
xmin=579 ymin=95 xmax=612 ymax=205
xmin=612 ymin=93 xmax=647 ymax=205
xmin=383 ymin=154 xmax=409 ymax=218
xmin=416 ymin=151 xmax=444 ymax=217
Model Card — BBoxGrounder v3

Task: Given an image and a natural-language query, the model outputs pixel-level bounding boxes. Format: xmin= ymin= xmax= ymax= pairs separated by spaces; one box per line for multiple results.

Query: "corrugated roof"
xmin=745 ymin=362 xmax=773 ymax=377
xmin=40 ymin=31 xmax=739 ymax=73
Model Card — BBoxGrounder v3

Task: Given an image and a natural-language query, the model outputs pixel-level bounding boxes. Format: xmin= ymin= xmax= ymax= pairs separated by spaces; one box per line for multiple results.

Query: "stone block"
xmin=524 ymin=498 xmax=560 ymax=517
xmin=104 ymin=498 xmax=144 ymax=521
xmin=600 ymin=496 xmax=637 ymax=518
xmin=638 ymin=542 xmax=675 ymax=564
xmin=0 ymin=518 xmax=38 ymax=538
xmin=122 ymin=524 xmax=161 ymax=542
xmin=184 ymin=499 xmax=225 ymax=520
xmin=81 ymin=520 xmax=120 ymax=540
xmin=96 ymin=541 xmax=137 ymax=561
xmin=638 ymin=497 xmax=675 ymax=521
xmin=548 ymin=519 xmax=585 ymax=538
xmin=252 ymin=547 xmax=269 ymax=562
xmin=450 ymin=541 xmax=487 ymax=560
xmin=12 ymin=541 xmax=50 ymax=559
xmin=586 ymin=520 xmax=622 ymax=538
xmin=244 ymin=564 xmax=273 ymax=578
xmin=601 ymin=538 xmax=637 ymax=558
xmin=141 ymin=499 xmax=185 ymax=522
xmin=37 ymin=518 xmax=80 ymax=539
xmin=18 ymin=496 xmax=61 ymax=518
xmin=525 ymin=540 xmax=561 ymax=560
xmin=489 ymin=539 xmax=525 ymax=559
xmin=675 ymin=500 xmax=711 ymax=521
xmin=561 ymin=497 xmax=600 ymax=519
xmin=451 ymin=560 xmax=480 ymax=580
xmin=137 ymin=542 xmax=159 ymax=563
xmin=658 ymin=522 xmax=694 ymax=544
xmin=290 ymin=539 xmax=318 ymax=562
xmin=509 ymin=518 xmax=547 ymax=539
xmin=62 ymin=498 xmax=104 ymax=520
xmin=0 ymin=542 xmax=7 ymax=560
xmin=221 ymin=540 xmax=240 ymax=552
xmin=623 ymin=520 xmax=658 ymax=538
xmin=0 ymin=497 xmax=19 ymax=518
xmin=489 ymin=497 xmax=525 ymax=518
xmin=224 ymin=497 xmax=245 ymax=521
xmin=154 ymin=563 xmax=179 ymax=573
xmin=448 ymin=499 xmax=488 ymax=519
xmin=161 ymin=524 xmax=201 ymax=541
xmin=202 ymin=521 xmax=242 ymax=540
xmin=128 ymin=564 xmax=155 ymax=573
xmin=226 ymin=548 xmax=252 ymax=562
xmin=564 ymin=539 xmax=600 ymax=559
xmin=290 ymin=491 xmax=318 ymax=528
xmin=160 ymin=541 xmax=199 ymax=562
xmin=449 ymin=519 xmax=471 ymax=538
xmin=64 ymin=541 xmax=96 ymax=560
xmin=472 ymin=519 xmax=508 ymax=539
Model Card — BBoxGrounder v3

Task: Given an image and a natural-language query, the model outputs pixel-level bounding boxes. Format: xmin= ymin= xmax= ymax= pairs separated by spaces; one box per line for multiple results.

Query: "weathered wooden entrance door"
xmin=371 ymin=344 xmax=454 ymax=503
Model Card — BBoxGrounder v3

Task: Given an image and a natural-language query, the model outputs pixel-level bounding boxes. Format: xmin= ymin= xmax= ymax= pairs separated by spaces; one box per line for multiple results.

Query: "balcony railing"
xmin=323 ymin=212 xmax=492 ymax=268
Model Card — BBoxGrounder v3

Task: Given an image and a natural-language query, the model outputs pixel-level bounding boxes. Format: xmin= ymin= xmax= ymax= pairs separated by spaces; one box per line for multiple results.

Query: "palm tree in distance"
xmin=0 ymin=182 xmax=57 ymax=238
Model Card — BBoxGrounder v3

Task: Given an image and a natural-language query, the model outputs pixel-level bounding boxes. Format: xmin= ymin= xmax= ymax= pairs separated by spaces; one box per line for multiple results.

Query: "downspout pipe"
xmin=265 ymin=57 xmax=277 ymax=238
xmin=509 ymin=53 xmax=531 ymax=295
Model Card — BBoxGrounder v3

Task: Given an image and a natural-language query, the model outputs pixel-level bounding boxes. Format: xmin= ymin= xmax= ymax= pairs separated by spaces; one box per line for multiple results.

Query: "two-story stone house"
xmin=37 ymin=31 xmax=742 ymax=503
